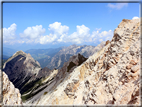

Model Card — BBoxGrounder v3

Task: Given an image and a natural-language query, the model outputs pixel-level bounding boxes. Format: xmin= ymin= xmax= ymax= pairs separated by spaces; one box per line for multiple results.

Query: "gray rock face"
xmin=2 ymin=71 xmax=22 ymax=105
xmin=3 ymin=50 xmax=51 ymax=94
xmin=24 ymin=18 xmax=140 ymax=106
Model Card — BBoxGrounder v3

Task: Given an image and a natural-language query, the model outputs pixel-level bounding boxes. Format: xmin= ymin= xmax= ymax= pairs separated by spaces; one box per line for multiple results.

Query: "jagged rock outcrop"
xmin=2 ymin=71 xmax=22 ymax=105
xmin=56 ymin=53 xmax=87 ymax=79
xmin=24 ymin=18 xmax=140 ymax=106
xmin=3 ymin=50 xmax=51 ymax=94
xmin=105 ymin=40 xmax=110 ymax=46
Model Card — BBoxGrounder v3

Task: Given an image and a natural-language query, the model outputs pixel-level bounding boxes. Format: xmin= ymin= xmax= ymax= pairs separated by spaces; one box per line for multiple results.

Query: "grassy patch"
xmin=21 ymin=77 xmax=50 ymax=102
xmin=44 ymin=92 xmax=48 ymax=95
xmin=21 ymin=94 xmax=32 ymax=102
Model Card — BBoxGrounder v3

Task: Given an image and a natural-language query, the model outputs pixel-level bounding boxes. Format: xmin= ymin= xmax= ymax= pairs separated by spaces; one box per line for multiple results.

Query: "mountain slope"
xmin=3 ymin=50 xmax=51 ymax=95
xmin=24 ymin=53 xmax=88 ymax=104
xmin=3 ymin=55 xmax=9 ymax=59
xmin=25 ymin=18 xmax=140 ymax=105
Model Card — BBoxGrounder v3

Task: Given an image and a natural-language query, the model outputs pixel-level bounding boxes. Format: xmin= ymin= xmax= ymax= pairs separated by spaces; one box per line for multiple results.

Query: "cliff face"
xmin=25 ymin=18 xmax=140 ymax=106
xmin=2 ymin=71 xmax=22 ymax=105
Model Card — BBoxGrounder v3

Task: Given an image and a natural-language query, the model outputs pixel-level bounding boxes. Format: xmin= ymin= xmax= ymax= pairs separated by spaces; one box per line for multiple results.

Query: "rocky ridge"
xmin=25 ymin=18 xmax=140 ymax=106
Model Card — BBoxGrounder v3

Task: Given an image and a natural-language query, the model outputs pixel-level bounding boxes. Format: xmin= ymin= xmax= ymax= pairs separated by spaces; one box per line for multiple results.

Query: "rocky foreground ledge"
xmin=2 ymin=71 xmax=22 ymax=105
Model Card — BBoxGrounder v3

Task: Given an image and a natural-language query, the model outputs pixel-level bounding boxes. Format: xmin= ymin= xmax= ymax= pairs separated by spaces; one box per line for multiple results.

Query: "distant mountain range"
xmin=3 ymin=55 xmax=9 ymax=59
xmin=3 ymin=44 xmax=105 ymax=70
xmin=3 ymin=47 xmax=16 ymax=57
xmin=25 ymin=47 xmax=63 ymax=60
xmin=25 ymin=43 xmax=106 ymax=69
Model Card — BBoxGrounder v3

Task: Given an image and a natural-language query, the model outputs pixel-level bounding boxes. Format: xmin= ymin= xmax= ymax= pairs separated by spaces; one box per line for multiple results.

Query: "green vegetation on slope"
xmin=21 ymin=75 xmax=55 ymax=102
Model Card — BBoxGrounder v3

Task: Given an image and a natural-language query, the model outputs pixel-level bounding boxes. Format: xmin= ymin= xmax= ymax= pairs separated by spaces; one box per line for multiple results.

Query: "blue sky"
xmin=2 ymin=2 xmax=139 ymax=51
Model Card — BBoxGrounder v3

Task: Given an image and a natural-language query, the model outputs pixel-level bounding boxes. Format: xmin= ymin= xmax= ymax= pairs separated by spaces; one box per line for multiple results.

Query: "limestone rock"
xmin=2 ymin=71 xmax=22 ymax=105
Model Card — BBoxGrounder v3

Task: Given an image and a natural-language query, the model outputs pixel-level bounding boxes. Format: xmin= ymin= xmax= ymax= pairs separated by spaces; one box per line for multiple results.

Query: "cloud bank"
xmin=20 ymin=25 xmax=45 ymax=39
xmin=3 ymin=22 xmax=114 ymax=45
xmin=40 ymin=22 xmax=69 ymax=44
xmin=3 ymin=23 xmax=17 ymax=40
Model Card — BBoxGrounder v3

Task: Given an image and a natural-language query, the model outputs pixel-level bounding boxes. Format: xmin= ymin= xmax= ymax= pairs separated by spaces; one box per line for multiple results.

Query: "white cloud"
xmin=76 ymin=25 xmax=90 ymax=37
xmin=3 ymin=39 xmax=25 ymax=44
xmin=48 ymin=22 xmax=69 ymax=35
xmin=132 ymin=16 xmax=139 ymax=20
xmin=40 ymin=34 xmax=57 ymax=44
xmin=20 ymin=25 xmax=45 ymax=39
xmin=108 ymin=3 xmax=128 ymax=10
xmin=100 ymin=30 xmax=113 ymax=37
xmin=3 ymin=23 xmax=17 ymax=40
xmin=20 ymin=23 xmax=113 ymax=45
xmin=91 ymin=29 xmax=113 ymax=43
xmin=39 ymin=22 xmax=69 ymax=44
xmin=66 ymin=25 xmax=90 ymax=44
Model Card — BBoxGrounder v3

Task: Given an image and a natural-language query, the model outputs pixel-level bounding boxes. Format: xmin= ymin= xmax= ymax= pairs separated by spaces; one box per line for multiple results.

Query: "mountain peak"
xmin=13 ymin=50 xmax=26 ymax=57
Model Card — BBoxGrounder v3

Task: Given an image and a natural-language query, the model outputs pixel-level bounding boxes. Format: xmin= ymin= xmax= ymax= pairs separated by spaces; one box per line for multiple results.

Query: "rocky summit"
xmin=24 ymin=18 xmax=140 ymax=106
